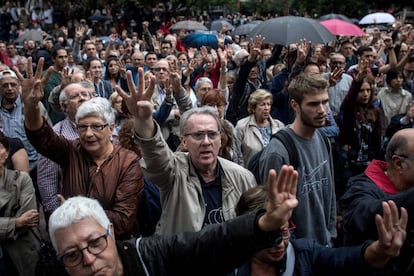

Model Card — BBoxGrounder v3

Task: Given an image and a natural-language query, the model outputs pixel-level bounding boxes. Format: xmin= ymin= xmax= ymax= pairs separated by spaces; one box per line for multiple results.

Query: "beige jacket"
xmin=235 ymin=114 xmax=284 ymax=167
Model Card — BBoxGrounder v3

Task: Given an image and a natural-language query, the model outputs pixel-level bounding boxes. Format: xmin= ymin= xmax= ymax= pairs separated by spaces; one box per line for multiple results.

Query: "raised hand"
xmin=116 ymin=67 xmax=155 ymax=120
xmin=258 ymin=166 xmax=298 ymax=232
xmin=17 ymin=57 xmax=52 ymax=108
xmin=375 ymin=200 xmax=407 ymax=258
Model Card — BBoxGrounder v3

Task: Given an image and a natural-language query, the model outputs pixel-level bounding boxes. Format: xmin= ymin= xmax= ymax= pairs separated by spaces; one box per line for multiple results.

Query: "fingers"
xmin=41 ymin=66 xmax=54 ymax=86
xmin=126 ymin=70 xmax=137 ymax=95
xmin=34 ymin=57 xmax=44 ymax=79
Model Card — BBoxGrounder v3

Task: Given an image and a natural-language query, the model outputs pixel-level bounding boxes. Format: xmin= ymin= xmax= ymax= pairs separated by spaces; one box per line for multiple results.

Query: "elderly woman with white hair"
xmin=21 ymin=61 xmax=144 ymax=238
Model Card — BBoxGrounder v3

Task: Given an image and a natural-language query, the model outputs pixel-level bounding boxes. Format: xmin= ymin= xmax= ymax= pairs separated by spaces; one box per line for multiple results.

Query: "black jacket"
xmin=117 ymin=211 xmax=278 ymax=276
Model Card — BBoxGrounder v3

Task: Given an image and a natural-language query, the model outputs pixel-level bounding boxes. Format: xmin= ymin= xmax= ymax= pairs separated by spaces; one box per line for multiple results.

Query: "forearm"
xmin=134 ymin=117 xmax=155 ymax=139
xmin=24 ymin=103 xmax=43 ymax=131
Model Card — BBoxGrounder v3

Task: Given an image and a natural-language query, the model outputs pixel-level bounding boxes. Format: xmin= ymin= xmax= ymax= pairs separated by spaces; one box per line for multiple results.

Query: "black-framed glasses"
xmin=184 ymin=130 xmax=221 ymax=141
xmin=274 ymin=221 xmax=296 ymax=245
xmin=59 ymin=227 xmax=110 ymax=267
xmin=77 ymin=124 xmax=109 ymax=133
xmin=394 ymin=154 xmax=414 ymax=161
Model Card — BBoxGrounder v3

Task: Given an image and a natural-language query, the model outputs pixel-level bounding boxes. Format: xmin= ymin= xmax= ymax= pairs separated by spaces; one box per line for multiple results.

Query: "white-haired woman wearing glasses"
xmin=21 ymin=62 xmax=144 ymax=239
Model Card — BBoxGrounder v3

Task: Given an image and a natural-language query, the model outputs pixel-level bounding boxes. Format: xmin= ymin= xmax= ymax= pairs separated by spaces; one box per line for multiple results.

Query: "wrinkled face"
xmin=254 ymin=98 xmax=272 ymax=121
xmin=196 ymin=82 xmax=213 ymax=100
xmin=77 ymin=116 xmax=113 ymax=157
xmin=294 ymin=90 xmax=329 ymax=129
xmin=153 ymin=60 xmax=170 ymax=84
xmin=53 ymin=49 xmax=68 ymax=70
xmin=54 ymin=218 xmax=121 ymax=276
xmin=181 ymin=114 xmax=221 ymax=171
xmin=132 ymin=53 xmax=144 ymax=67
xmin=357 ymin=82 xmax=371 ymax=105
xmin=89 ymin=60 xmax=103 ymax=79
xmin=0 ymin=76 xmax=20 ymax=103
xmin=62 ymin=84 xmax=92 ymax=121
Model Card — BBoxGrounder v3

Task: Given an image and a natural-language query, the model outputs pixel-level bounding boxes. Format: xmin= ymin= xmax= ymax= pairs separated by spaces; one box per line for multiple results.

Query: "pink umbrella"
xmin=320 ymin=19 xmax=365 ymax=36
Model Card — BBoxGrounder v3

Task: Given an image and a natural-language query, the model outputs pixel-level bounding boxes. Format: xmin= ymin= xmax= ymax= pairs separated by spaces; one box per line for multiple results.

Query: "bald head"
xmin=385 ymin=128 xmax=414 ymax=191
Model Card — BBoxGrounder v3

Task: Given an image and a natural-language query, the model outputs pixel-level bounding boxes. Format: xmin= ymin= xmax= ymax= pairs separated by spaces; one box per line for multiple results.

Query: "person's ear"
xmin=392 ymin=155 xmax=405 ymax=171
xmin=290 ymin=99 xmax=298 ymax=111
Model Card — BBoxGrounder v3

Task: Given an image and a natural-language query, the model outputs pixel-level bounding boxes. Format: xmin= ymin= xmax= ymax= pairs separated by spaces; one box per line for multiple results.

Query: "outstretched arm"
xmin=116 ymin=67 xmax=156 ymax=139
xmin=364 ymin=200 xmax=408 ymax=269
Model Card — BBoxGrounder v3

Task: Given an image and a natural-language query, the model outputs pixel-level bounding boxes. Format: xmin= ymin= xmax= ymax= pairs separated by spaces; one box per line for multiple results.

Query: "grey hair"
xmin=79 ymin=81 xmax=94 ymax=90
xmin=49 ymin=196 xmax=110 ymax=251
xmin=179 ymin=105 xmax=222 ymax=136
xmin=75 ymin=97 xmax=115 ymax=124
xmin=194 ymin=77 xmax=213 ymax=92
xmin=59 ymin=82 xmax=95 ymax=104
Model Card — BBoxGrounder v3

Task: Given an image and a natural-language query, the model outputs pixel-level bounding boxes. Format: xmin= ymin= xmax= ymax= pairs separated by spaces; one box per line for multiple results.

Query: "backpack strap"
xmin=271 ymin=128 xmax=299 ymax=169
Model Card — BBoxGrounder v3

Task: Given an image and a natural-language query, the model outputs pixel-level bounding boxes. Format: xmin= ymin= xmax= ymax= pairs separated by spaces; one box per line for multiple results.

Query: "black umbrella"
xmin=233 ymin=21 xmax=262 ymax=36
xmin=248 ymin=16 xmax=335 ymax=45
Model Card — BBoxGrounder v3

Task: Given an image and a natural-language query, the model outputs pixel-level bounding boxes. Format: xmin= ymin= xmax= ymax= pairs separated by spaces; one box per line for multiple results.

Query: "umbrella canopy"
xmin=210 ymin=19 xmax=235 ymax=32
xmin=233 ymin=21 xmax=262 ymax=36
xmin=319 ymin=13 xmax=353 ymax=23
xmin=16 ymin=29 xmax=43 ymax=43
xmin=320 ymin=19 xmax=365 ymax=36
xmin=359 ymin=12 xmax=395 ymax=25
xmin=248 ymin=16 xmax=335 ymax=45
xmin=169 ymin=20 xmax=208 ymax=31
xmin=181 ymin=32 xmax=218 ymax=49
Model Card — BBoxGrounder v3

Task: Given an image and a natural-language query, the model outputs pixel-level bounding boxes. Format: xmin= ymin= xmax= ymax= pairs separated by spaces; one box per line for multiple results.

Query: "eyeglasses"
xmin=59 ymin=227 xmax=110 ymax=267
xmin=184 ymin=130 xmax=221 ymax=141
xmin=77 ymin=124 xmax=108 ymax=132
xmin=274 ymin=221 xmax=296 ymax=245
xmin=394 ymin=154 xmax=414 ymax=161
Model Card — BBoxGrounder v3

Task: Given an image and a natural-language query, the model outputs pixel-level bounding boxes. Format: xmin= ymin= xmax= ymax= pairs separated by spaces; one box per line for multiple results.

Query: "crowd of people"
xmin=0 ymin=1 xmax=414 ymax=275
